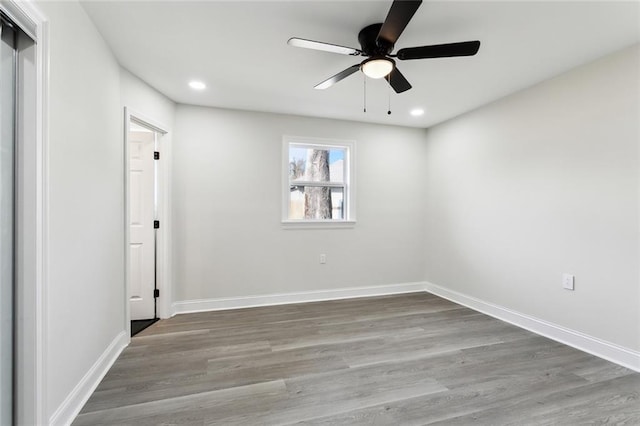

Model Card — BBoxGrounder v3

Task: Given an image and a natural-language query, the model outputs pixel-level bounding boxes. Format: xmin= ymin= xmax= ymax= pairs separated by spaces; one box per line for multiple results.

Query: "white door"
xmin=129 ymin=128 xmax=156 ymax=320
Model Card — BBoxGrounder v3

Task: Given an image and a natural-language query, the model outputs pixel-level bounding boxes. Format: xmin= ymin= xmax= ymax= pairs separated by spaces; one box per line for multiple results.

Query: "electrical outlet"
xmin=562 ymin=273 xmax=575 ymax=290
xmin=319 ymin=254 xmax=326 ymax=264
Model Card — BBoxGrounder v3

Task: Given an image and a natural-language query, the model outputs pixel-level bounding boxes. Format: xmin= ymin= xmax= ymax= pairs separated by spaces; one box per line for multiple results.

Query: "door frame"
xmin=124 ymin=107 xmax=171 ymax=337
xmin=1 ymin=1 xmax=48 ymax=424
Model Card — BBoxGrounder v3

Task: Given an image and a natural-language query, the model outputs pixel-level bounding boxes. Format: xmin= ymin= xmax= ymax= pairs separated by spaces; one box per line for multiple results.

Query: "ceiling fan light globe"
xmin=361 ymin=57 xmax=394 ymax=79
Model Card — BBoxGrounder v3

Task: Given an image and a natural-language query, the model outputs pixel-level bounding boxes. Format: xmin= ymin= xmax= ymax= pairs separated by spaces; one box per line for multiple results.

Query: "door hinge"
xmin=154 ymin=220 xmax=160 ymax=229
xmin=154 ymin=151 xmax=160 ymax=160
xmin=154 ymin=289 xmax=160 ymax=298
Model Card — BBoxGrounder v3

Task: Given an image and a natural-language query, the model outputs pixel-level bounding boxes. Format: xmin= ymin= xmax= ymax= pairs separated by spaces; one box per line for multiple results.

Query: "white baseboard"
xmin=172 ymin=282 xmax=427 ymax=315
xmin=424 ymin=282 xmax=640 ymax=373
xmin=49 ymin=330 xmax=128 ymax=426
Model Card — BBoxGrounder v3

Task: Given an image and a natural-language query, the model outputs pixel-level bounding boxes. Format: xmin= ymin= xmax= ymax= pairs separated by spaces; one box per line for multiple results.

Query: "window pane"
xmin=330 ymin=187 xmax=344 ymax=219
xmin=289 ymin=146 xmax=345 ymax=183
xmin=289 ymin=186 xmax=344 ymax=220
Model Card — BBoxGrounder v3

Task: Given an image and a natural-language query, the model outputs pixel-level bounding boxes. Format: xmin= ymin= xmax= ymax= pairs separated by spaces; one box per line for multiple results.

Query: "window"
xmin=282 ymin=136 xmax=355 ymax=227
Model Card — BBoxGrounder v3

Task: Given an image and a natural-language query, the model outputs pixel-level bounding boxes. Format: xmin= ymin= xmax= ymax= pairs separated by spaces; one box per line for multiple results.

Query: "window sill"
xmin=281 ymin=220 xmax=356 ymax=230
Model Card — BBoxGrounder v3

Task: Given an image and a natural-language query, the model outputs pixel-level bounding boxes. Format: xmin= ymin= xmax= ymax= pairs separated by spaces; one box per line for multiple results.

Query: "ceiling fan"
xmin=288 ymin=0 xmax=480 ymax=93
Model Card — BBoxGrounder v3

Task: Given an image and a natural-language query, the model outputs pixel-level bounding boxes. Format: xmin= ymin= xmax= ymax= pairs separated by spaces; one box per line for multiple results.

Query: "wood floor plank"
xmin=427 ymin=373 xmax=640 ymax=425
xmin=206 ymin=362 xmax=447 ymax=425
xmin=74 ymin=292 xmax=640 ymax=425
xmin=74 ymin=380 xmax=288 ymax=425
xmin=298 ymin=369 xmax=590 ymax=425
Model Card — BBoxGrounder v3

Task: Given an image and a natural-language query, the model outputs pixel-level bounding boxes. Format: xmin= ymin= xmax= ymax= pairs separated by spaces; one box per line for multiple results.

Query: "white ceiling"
xmin=81 ymin=1 xmax=639 ymax=128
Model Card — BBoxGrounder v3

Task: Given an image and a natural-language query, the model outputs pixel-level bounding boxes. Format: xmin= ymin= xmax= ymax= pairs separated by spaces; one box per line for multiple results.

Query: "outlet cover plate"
xmin=562 ymin=273 xmax=575 ymax=290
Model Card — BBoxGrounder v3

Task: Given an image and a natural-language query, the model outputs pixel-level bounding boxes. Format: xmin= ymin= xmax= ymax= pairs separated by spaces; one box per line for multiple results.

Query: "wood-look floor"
xmin=74 ymin=293 xmax=640 ymax=425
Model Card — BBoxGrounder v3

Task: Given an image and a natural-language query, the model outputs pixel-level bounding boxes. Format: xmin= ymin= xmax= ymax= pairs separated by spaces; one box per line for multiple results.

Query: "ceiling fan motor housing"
xmin=358 ymin=23 xmax=393 ymax=56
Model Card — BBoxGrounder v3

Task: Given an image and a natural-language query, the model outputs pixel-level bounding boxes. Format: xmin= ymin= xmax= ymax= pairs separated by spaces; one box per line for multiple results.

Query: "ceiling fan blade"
xmin=377 ymin=0 xmax=422 ymax=46
xmin=288 ymin=38 xmax=362 ymax=56
xmin=314 ymin=65 xmax=360 ymax=90
xmin=397 ymin=40 xmax=481 ymax=60
xmin=387 ymin=67 xmax=411 ymax=93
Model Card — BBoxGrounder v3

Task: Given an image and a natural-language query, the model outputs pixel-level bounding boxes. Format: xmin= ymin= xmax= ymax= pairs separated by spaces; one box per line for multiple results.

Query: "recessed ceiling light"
xmin=410 ymin=108 xmax=424 ymax=116
xmin=189 ymin=80 xmax=206 ymax=90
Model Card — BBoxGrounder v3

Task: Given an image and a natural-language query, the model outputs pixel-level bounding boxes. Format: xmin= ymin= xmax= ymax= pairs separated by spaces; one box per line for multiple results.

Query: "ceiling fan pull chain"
xmin=387 ymin=75 xmax=392 ymax=115
xmin=363 ymin=75 xmax=367 ymax=113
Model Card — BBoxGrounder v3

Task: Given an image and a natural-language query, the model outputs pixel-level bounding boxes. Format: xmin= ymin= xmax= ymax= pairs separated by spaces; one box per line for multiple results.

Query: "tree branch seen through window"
xmin=303 ymin=150 xmax=332 ymax=219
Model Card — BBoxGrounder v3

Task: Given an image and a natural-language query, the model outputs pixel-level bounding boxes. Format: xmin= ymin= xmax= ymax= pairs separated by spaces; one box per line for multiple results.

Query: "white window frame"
xmin=282 ymin=136 xmax=356 ymax=229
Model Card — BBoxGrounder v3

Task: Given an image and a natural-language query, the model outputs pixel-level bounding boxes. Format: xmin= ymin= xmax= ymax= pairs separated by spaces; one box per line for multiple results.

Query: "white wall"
xmin=173 ymin=106 xmax=428 ymax=302
xmin=34 ymin=0 xmax=124 ymax=420
xmin=423 ymin=45 xmax=640 ymax=351
xmin=120 ymin=68 xmax=175 ymax=129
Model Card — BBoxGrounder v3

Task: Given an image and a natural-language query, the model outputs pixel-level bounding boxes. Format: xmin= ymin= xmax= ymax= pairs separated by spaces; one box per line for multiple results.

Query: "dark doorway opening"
xmin=131 ymin=318 xmax=159 ymax=337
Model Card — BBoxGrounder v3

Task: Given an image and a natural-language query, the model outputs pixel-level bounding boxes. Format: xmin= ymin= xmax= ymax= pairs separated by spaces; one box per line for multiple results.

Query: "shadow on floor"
xmin=131 ymin=318 xmax=158 ymax=337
